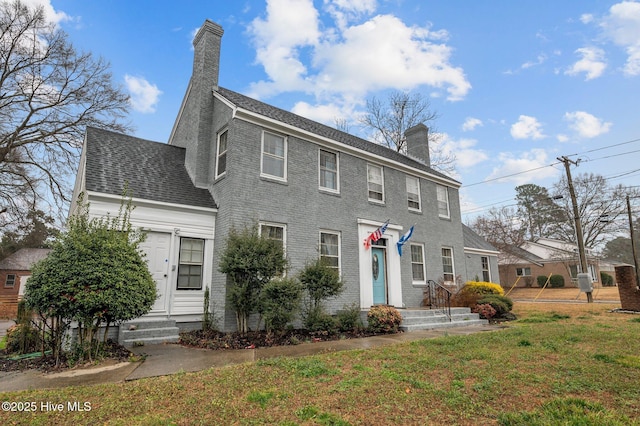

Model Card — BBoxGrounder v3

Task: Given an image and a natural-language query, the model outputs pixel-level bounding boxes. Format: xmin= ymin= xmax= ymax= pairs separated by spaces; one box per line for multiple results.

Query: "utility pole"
xmin=557 ymin=156 xmax=592 ymax=303
xmin=627 ymin=195 xmax=640 ymax=289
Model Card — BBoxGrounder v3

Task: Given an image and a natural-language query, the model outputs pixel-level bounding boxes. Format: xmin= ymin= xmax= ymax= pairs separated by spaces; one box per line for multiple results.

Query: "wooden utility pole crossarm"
xmin=557 ymin=155 xmax=592 ymax=302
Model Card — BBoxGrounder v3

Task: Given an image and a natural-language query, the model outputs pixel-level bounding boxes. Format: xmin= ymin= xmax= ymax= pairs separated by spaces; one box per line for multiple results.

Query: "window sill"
xmin=260 ymin=175 xmax=288 ymax=185
xmin=408 ymin=208 xmax=423 ymax=215
xmin=319 ymin=188 xmax=340 ymax=197
xmin=368 ymin=199 xmax=385 ymax=206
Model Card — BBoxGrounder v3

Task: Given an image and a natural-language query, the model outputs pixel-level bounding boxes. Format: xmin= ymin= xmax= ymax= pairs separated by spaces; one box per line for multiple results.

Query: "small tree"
xmin=259 ymin=278 xmax=303 ymax=334
xmin=299 ymin=259 xmax=344 ymax=331
xmin=25 ymin=194 xmax=156 ymax=365
xmin=218 ymin=225 xmax=287 ymax=333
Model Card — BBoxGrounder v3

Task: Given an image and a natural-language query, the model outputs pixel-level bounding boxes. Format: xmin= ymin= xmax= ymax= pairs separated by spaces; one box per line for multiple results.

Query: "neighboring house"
xmin=71 ymin=20 xmax=497 ymax=333
xmin=462 ymin=224 xmax=500 ymax=285
xmin=498 ymin=237 xmax=600 ymax=288
xmin=598 ymin=259 xmax=631 ymax=286
xmin=0 ymin=248 xmax=51 ymax=319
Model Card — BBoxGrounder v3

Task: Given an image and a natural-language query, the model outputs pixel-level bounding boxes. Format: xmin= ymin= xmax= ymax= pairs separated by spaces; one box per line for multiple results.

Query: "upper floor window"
xmin=215 ymin=129 xmax=228 ymax=178
xmin=4 ymin=274 xmax=15 ymax=288
xmin=481 ymin=256 xmax=490 ymax=282
xmin=319 ymin=150 xmax=339 ymax=192
xmin=261 ymin=131 xmax=287 ymax=180
xmin=406 ymin=175 xmax=421 ymax=211
xmin=177 ymin=238 xmax=204 ymax=290
xmin=367 ymin=164 xmax=384 ymax=203
xmin=441 ymin=247 xmax=455 ymax=283
xmin=437 ymin=185 xmax=450 ymax=218
xmin=319 ymin=231 xmax=341 ymax=274
xmin=411 ymin=244 xmax=426 ymax=283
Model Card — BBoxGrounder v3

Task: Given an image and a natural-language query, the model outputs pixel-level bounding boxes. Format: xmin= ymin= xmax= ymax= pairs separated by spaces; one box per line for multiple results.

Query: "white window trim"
xmin=406 ymin=175 xmax=422 ymax=212
xmin=260 ymin=130 xmax=288 ymax=182
xmin=481 ymin=256 xmax=491 ymax=282
xmin=318 ymin=149 xmax=340 ymax=193
xmin=259 ymin=221 xmax=287 ymax=255
xmin=441 ymin=246 xmax=455 ymax=283
xmin=367 ymin=164 xmax=385 ymax=203
xmin=437 ymin=185 xmax=450 ymax=219
xmin=516 ymin=267 xmax=531 ymax=277
xmin=215 ymin=128 xmax=228 ymax=179
xmin=319 ymin=230 xmax=341 ymax=275
xmin=410 ymin=243 xmax=426 ymax=285
xmin=177 ymin=237 xmax=205 ymax=290
xmin=4 ymin=273 xmax=15 ymax=288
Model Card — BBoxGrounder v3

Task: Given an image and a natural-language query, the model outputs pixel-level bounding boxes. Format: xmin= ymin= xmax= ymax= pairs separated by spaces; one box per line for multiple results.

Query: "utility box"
xmin=577 ymin=273 xmax=593 ymax=293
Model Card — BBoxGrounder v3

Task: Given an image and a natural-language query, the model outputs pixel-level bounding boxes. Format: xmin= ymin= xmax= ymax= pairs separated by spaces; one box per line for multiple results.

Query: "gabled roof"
xmin=84 ymin=127 xmax=216 ymax=209
xmin=216 ymin=87 xmax=459 ymax=185
xmin=0 ymin=248 xmax=51 ymax=270
xmin=462 ymin=224 xmax=499 ymax=253
xmin=499 ymin=245 xmax=545 ymax=266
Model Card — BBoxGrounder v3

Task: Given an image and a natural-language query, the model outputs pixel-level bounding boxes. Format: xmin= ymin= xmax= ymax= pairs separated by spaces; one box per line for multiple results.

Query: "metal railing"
xmin=423 ymin=280 xmax=452 ymax=321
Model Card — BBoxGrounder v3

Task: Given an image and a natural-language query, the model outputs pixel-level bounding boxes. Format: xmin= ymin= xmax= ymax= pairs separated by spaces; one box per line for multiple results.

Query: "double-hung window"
xmin=367 ymin=164 xmax=384 ymax=202
xmin=410 ymin=244 xmax=426 ymax=283
xmin=177 ymin=238 xmax=204 ymax=290
xmin=437 ymin=185 xmax=450 ymax=218
xmin=4 ymin=274 xmax=15 ymax=288
xmin=215 ymin=129 xmax=228 ymax=178
xmin=319 ymin=150 xmax=338 ymax=192
xmin=481 ymin=256 xmax=490 ymax=282
xmin=516 ymin=267 xmax=531 ymax=277
xmin=441 ymin=247 xmax=455 ymax=283
xmin=406 ymin=175 xmax=421 ymax=211
xmin=261 ymin=131 xmax=287 ymax=180
xmin=319 ymin=231 xmax=340 ymax=274
xmin=260 ymin=223 xmax=286 ymax=252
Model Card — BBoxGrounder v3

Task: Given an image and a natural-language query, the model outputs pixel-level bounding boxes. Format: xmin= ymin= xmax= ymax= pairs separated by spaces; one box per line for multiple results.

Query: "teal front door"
xmin=371 ymin=247 xmax=387 ymax=304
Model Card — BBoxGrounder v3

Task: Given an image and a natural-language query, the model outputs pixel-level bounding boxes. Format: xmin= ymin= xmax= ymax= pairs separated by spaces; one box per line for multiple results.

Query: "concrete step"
xmin=119 ymin=319 xmax=180 ymax=348
xmin=398 ymin=307 xmax=488 ymax=332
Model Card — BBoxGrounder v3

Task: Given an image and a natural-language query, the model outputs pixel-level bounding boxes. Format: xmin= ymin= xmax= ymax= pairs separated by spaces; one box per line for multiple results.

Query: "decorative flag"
xmin=396 ymin=225 xmax=415 ymax=256
xmin=364 ymin=220 xmax=389 ymax=249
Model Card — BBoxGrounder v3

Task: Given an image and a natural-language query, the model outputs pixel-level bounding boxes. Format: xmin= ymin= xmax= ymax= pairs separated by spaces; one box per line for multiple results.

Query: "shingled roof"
xmin=462 ymin=224 xmax=499 ymax=253
xmin=84 ymin=127 xmax=216 ymax=209
xmin=0 ymin=248 xmax=51 ymax=270
xmin=216 ymin=87 xmax=459 ymax=184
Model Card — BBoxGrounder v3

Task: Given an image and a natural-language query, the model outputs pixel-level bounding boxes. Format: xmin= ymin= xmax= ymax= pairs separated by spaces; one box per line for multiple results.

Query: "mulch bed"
xmin=179 ymin=328 xmax=400 ymax=350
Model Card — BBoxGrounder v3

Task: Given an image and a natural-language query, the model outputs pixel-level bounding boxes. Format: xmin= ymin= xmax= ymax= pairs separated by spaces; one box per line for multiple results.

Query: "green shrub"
xmin=5 ymin=323 xmax=41 ymax=354
xmin=549 ymin=274 xmax=565 ymax=288
xmin=600 ymin=272 xmax=614 ymax=287
xmin=303 ymin=306 xmax=338 ymax=334
xmin=336 ymin=304 xmax=364 ymax=333
xmin=537 ymin=275 xmax=548 ymax=287
xmin=367 ymin=305 xmax=402 ymax=333
xmin=452 ymin=281 xmax=504 ymax=308
xmin=477 ymin=294 xmax=513 ymax=316
xmin=259 ymin=278 xmax=303 ymax=334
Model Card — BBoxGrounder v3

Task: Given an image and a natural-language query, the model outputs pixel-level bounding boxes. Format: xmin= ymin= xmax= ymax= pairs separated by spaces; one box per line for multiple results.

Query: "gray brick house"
xmin=71 ymin=20 xmax=498 ymax=334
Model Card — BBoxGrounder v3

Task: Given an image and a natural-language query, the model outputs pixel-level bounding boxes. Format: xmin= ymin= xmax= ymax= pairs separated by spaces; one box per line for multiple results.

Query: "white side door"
xmin=139 ymin=232 xmax=172 ymax=314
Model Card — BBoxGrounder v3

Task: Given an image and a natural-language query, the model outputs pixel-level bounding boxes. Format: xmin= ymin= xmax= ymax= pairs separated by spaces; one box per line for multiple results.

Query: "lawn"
xmin=1 ymin=301 xmax=639 ymax=425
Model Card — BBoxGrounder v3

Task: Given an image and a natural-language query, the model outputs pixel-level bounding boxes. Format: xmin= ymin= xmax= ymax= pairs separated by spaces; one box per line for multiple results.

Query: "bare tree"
xmin=0 ymin=1 xmax=131 ymax=228
xmin=360 ymin=90 xmax=455 ymax=173
xmin=469 ymin=206 xmax=526 ymax=255
xmin=552 ymin=173 xmax=639 ymax=249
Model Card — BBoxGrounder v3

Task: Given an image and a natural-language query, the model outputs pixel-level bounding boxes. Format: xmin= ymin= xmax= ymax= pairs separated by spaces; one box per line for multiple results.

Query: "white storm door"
xmin=139 ymin=232 xmax=172 ymax=313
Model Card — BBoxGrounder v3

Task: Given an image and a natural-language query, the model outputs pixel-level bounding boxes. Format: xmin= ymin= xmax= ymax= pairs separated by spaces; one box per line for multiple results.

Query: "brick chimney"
xmin=405 ymin=123 xmax=430 ymax=167
xmin=169 ymin=20 xmax=224 ymax=187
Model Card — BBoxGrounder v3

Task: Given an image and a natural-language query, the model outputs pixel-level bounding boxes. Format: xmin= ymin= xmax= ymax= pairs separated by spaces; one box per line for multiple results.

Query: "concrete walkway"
xmin=0 ymin=324 xmax=500 ymax=393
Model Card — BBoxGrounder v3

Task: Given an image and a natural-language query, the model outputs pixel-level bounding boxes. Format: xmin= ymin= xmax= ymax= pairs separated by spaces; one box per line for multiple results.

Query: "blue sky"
xmin=38 ymin=0 xmax=640 ymax=221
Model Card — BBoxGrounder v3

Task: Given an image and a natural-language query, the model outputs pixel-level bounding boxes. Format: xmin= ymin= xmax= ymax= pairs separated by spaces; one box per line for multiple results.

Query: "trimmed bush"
xmin=472 ymin=303 xmax=497 ymax=320
xmin=477 ymin=294 xmax=513 ymax=316
xmin=452 ymin=281 xmax=504 ymax=308
xmin=259 ymin=278 xmax=303 ymax=334
xmin=549 ymin=274 xmax=565 ymax=288
xmin=367 ymin=305 xmax=402 ymax=333
xmin=303 ymin=306 xmax=338 ymax=334
xmin=537 ymin=275 xmax=548 ymax=287
xmin=600 ymin=272 xmax=614 ymax=287
xmin=336 ymin=304 xmax=364 ymax=333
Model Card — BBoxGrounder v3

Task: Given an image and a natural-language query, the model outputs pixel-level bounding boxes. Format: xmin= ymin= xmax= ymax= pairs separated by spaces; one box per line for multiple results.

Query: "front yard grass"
xmin=1 ymin=301 xmax=639 ymax=425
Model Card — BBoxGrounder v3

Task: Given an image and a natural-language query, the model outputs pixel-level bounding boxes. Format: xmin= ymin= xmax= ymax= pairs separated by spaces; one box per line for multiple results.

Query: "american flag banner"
xmin=364 ymin=220 xmax=389 ymax=249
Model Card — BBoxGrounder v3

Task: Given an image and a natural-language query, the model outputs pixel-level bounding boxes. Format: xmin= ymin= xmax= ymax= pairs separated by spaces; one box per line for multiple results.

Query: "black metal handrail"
xmin=423 ymin=280 xmax=452 ymax=321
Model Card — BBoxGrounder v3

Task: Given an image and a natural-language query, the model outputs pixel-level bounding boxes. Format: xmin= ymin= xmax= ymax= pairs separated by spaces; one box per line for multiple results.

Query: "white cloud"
xmin=580 ymin=13 xmax=595 ymax=24
xmin=124 ymin=75 xmax=162 ymax=113
xmin=462 ymin=117 xmax=483 ymax=132
xmin=485 ymin=149 xmax=558 ymax=185
xmin=247 ymin=0 xmax=470 ymax=102
xmin=510 ymin=115 xmax=545 ymax=140
xmin=556 ymin=134 xmax=569 ymax=143
xmin=291 ymin=100 xmax=356 ymax=125
xmin=600 ymin=1 xmax=640 ymax=76
xmin=21 ymin=0 xmax=71 ymax=25
xmin=438 ymin=134 xmax=488 ymax=169
xmin=565 ymin=47 xmax=607 ymax=80
xmin=564 ymin=111 xmax=612 ymax=138
xmin=521 ymin=54 xmax=547 ymax=69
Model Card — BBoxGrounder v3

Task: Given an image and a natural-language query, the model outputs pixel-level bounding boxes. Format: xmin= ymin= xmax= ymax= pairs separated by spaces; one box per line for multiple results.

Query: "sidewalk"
xmin=0 ymin=324 xmax=499 ymax=393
